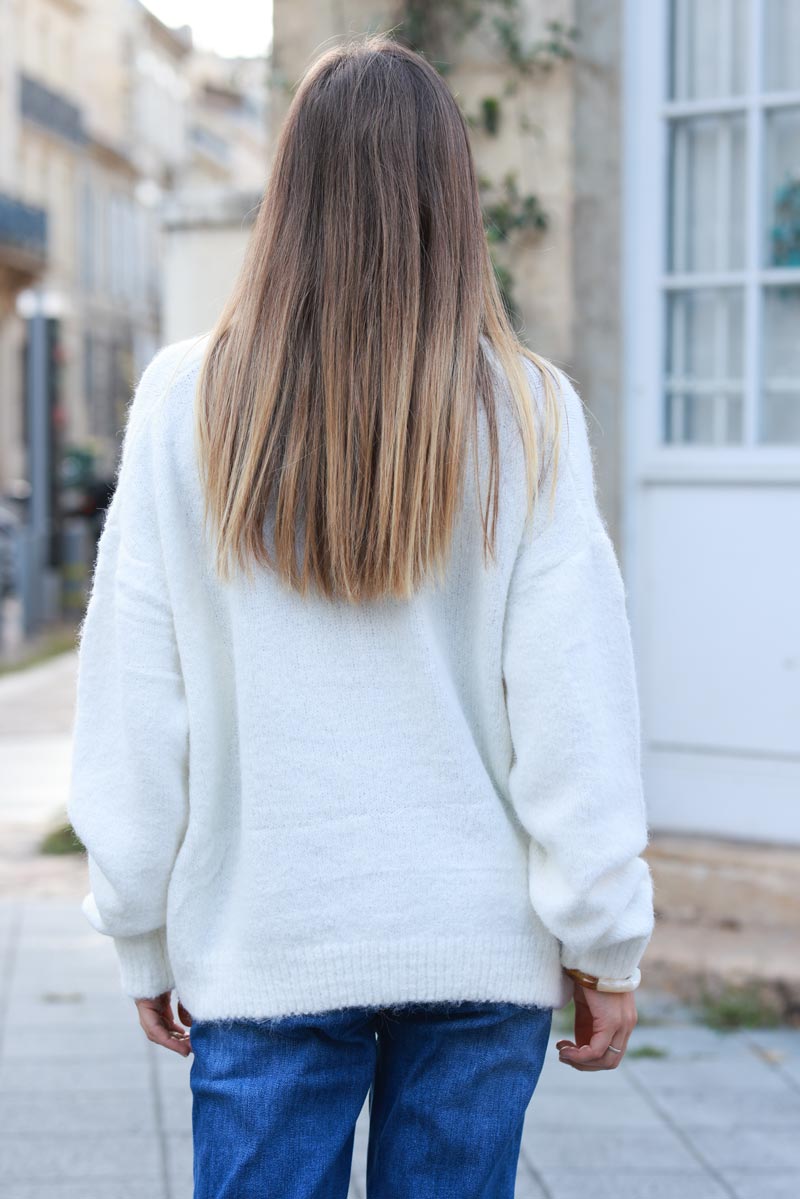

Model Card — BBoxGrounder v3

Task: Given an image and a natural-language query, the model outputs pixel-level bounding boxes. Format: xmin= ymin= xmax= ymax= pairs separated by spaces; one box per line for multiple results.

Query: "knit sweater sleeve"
xmin=67 ymin=345 xmax=190 ymax=1000
xmin=501 ymin=364 xmax=655 ymax=982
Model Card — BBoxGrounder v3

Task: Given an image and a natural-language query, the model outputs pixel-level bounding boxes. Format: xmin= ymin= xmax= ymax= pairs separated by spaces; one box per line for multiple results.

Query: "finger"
xmin=558 ymin=1025 xmax=618 ymax=1068
xmin=563 ymin=1023 xmax=631 ymax=1072
xmin=603 ymin=1021 xmax=635 ymax=1067
xmin=138 ymin=1004 xmax=192 ymax=1056
xmin=157 ymin=996 xmax=193 ymax=1055
xmin=159 ymin=996 xmax=186 ymax=1037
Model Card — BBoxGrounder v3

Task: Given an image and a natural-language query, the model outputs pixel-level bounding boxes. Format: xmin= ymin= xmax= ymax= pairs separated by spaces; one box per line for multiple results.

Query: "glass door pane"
xmin=669 ymin=115 xmax=747 ymax=272
xmin=765 ymin=106 xmax=800 ymax=267
xmin=762 ymin=286 xmax=800 ymax=442
xmin=764 ymin=0 xmax=800 ymax=91
xmin=666 ymin=288 xmax=745 ymax=444
xmin=670 ymin=0 xmax=748 ymax=99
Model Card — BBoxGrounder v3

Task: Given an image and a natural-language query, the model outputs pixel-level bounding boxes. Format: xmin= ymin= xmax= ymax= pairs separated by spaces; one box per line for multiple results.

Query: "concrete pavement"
xmin=2 ymin=897 xmax=800 ymax=1197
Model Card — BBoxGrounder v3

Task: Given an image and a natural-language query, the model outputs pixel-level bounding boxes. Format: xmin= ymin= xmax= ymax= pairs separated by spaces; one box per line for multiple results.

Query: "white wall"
xmin=161 ymin=193 xmax=259 ymax=344
xmin=623 ymin=0 xmax=800 ymax=846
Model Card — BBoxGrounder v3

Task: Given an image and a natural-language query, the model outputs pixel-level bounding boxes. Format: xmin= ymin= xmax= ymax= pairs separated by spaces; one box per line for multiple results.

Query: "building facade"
xmin=624 ymin=0 xmax=800 ymax=844
xmin=0 ymin=0 xmax=186 ymax=494
xmin=0 ymin=0 xmax=269 ymax=639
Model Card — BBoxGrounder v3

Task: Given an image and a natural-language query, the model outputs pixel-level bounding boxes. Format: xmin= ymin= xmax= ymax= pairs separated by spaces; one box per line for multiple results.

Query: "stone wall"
xmin=270 ymin=0 xmax=625 ymax=542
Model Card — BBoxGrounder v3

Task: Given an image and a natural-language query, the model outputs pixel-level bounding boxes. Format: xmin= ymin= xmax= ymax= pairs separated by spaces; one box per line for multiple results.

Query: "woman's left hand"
xmin=135 ymin=991 xmax=194 ymax=1055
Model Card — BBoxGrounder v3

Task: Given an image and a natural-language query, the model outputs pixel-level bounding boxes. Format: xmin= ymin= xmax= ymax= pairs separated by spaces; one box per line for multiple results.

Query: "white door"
xmin=623 ymin=0 xmax=800 ymax=844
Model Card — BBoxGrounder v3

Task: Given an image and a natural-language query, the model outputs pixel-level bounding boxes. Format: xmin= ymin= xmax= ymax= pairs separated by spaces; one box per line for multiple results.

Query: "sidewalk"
xmin=2 ymin=897 xmax=799 ymax=1197
xmin=1 ymin=653 xmax=799 ymax=1197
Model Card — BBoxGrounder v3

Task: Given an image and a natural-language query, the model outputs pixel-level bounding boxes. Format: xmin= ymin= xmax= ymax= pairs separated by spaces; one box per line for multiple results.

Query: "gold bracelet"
xmin=563 ymin=967 xmax=601 ymax=990
xmin=563 ymin=966 xmax=642 ymax=993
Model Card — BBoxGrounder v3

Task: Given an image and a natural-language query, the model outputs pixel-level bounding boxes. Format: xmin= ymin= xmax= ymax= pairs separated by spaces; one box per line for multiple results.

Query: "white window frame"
xmin=623 ymin=0 xmax=800 ymax=489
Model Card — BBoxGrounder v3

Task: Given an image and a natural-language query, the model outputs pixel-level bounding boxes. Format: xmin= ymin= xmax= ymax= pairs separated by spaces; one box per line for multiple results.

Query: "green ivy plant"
xmin=395 ymin=0 xmax=577 ymax=73
xmin=480 ymin=173 xmax=549 ymax=243
xmin=394 ymin=0 xmax=578 ymax=317
xmin=771 ymin=176 xmax=800 ymax=268
xmin=479 ymin=173 xmax=549 ymax=315
xmin=493 ymin=16 xmax=579 ymax=78
xmin=479 ymin=96 xmax=501 ymax=136
xmin=272 ymin=2 xmax=578 ymax=319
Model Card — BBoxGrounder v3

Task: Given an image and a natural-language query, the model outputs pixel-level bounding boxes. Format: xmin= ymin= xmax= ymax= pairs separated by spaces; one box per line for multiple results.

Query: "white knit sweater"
xmin=67 ymin=335 xmax=654 ymax=1019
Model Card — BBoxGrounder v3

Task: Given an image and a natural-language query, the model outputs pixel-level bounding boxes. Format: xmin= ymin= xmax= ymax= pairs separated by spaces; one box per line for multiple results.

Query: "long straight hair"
xmin=195 ymin=33 xmax=562 ymax=602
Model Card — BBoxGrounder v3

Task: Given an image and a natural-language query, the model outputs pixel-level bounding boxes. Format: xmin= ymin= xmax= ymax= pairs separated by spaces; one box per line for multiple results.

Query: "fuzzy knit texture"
xmin=67 ymin=334 xmax=654 ymax=1019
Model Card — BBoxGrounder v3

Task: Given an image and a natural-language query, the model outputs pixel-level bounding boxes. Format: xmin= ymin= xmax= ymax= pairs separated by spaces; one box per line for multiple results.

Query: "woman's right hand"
xmin=556 ymin=981 xmax=638 ymax=1071
xmin=134 ymin=992 xmax=194 ymax=1056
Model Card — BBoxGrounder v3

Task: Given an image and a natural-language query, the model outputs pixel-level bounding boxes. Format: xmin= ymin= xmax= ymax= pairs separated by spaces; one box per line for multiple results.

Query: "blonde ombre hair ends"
xmin=195 ymin=34 xmax=562 ymax=602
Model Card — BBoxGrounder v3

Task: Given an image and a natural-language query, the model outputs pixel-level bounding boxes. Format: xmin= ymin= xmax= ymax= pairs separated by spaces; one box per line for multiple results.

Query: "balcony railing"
xmin=19 ymin=72 xmax=87 ymax=146
xmin=0 ymin=193 xmax=48 ymax=262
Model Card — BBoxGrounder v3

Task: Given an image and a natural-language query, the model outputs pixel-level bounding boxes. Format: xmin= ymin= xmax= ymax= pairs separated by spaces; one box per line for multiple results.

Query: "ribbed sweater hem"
xmin=172 ymin=934 xmax=575 ymax=1021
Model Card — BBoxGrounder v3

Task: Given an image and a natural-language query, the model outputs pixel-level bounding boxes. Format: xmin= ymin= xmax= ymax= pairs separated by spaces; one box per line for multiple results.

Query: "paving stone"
xmin=685 ymin=1127 xmax=800 ymax=1171
xmin=521 ymin=1126 xmax=698 ymax=1171
xmin=0 ymin=1185 xmax=164 ymax=1199
xmin=152 ymin=1046 xmax=194 ymax=1093
xmin=776 ymin=1057 xmax=800 ymax=1088
xmin=348 ymin=1103 xmax=370 ymax=1195
xmin=0 ymin=1055 xmax=151 ymax=1092
xmin=626 ymin=1053 xmax=787 ymax=1094
xmin=624 ymin=1026 xmax=752 ymax=1058
xmin=167 ymin=1180 xmax=194 ymax=1199
xmin=16 ymin=918 xmax=91 ymax=941
xmin=3 ymin=1022 xmax=148 ymax=1058
xmin=164 ymin=1133 xmax=193 ymax=1198
xmin=168 ymin=1184 xmax=194 ymax=1199
xmin=538 ymin=1171 xmax=729 ymax=1198
xmin=8 ymin=968 xmax=124 ymax=998
xmin=534 ymin=1050 xmax=641 ymax=1096
xmin=12 ymin=944 xmax=117 ymax=970
xmin=18 ymin=901 xmax=91 ymax=930
xmin=0 ymin=1134 xmax=162 ymax=1182
xmin=528 ymin=1087 xmax=662 ymax=1128
xmin=747 ymin=1029 xmax=800 ymax=1059
xmin=12 ymin=943 xmax=119 ymax=970
xmin=157 ymin=1081 xmax=193 ymax=1132
xmin=0 ymin=1089 xmax=157 ymax=1135
xmin=723 ymin=1173 xmax=800 ymax=1198
xmin=512 ymin=1174 xmax=548 ymax=1199
xmin=4 ymin=993 xmax=135 ymax=1026
xmin=652 ymin=1081 xmax=800 ymax=1128
xmin=747 ymin=1030 xmax=800 ymax=1091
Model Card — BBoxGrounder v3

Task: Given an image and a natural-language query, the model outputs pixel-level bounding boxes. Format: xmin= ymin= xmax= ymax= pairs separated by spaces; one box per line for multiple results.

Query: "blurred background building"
xmin=1 ymin=0 xmax=798 ymax=872
xmin=0 ymin=0 xmax=269 ymax=643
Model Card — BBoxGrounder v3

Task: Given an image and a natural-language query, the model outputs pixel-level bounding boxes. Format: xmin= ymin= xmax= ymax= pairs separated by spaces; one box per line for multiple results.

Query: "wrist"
xmin=560 ymin=931 xmax=651 ymax=985
xmin=563 ymin=965 xmax=641 ymax=993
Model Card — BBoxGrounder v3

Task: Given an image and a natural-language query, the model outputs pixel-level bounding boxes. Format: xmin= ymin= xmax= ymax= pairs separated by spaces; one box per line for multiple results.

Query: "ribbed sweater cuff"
xmin=561 ymin=934 xmax=650 ymax=983
xmin=113 ymin=928 xmax=175 ymax=999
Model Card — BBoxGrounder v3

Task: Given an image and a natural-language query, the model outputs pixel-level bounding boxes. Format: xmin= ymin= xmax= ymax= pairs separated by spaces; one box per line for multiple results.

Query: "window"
xmin=664 ymin=0 xmax=800 ymax=445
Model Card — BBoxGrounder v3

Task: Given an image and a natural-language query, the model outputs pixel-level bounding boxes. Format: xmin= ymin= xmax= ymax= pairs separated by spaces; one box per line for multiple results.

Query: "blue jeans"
xmin=189 ymin=1000 xmax=552 ymax=1198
